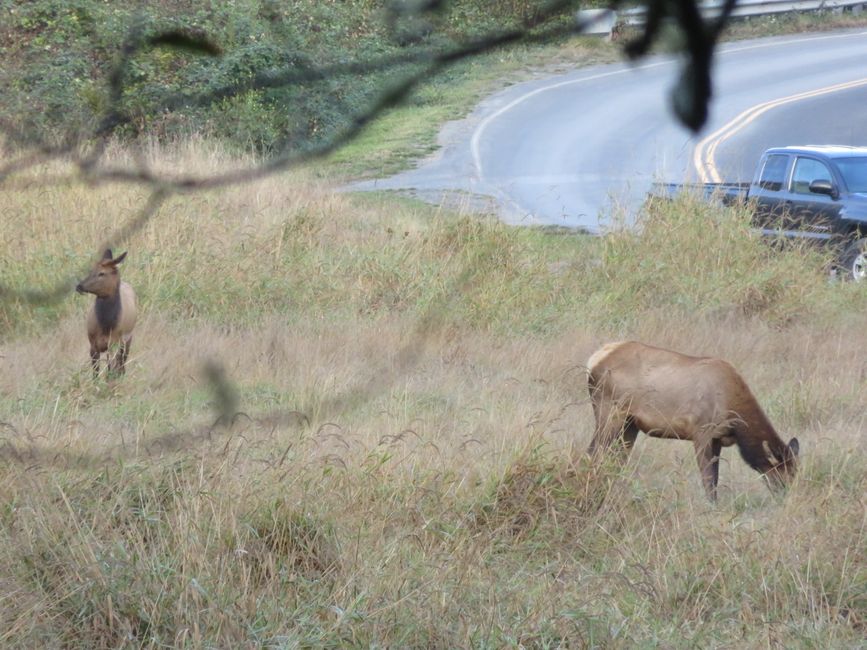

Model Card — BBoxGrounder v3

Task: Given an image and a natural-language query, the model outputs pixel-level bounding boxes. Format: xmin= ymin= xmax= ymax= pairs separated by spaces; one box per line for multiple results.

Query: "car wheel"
xmin=840 ymin=237 xmax=867 ymax=282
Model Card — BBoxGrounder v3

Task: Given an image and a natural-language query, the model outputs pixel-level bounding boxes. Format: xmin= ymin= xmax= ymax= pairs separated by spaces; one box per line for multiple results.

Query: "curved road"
xmin=353 ymin=28 xmax=867 ymax=232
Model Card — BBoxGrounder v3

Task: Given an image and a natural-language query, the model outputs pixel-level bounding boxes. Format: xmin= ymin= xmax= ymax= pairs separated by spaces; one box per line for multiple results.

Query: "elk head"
xmin=761 ymin=437 xmax=800 ymax=491
xmin=76 ymin=249 xmax=127 ymax=298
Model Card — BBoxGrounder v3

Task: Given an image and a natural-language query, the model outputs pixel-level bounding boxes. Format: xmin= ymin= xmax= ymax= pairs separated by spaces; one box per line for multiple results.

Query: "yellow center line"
xmin=693 ymin=77 xmax=867 ymax=183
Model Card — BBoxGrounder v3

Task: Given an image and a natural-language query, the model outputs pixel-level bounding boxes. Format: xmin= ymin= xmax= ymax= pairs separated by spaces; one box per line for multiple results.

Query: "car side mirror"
xmin=809 ymin=179 xmax=838 ymax=199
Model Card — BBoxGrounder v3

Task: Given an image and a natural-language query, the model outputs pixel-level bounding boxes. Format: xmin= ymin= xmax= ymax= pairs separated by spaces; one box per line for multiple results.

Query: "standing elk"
xmin=586 ymin=341 xmax=799 ymax=501
xmin=75 ymin=249 xmax=138 ymax=378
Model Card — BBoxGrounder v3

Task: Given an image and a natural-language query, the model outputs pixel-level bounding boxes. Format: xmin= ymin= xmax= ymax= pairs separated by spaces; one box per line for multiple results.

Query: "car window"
xmin=756 ymin=154 xmax=788 ymax=191
xmin=791 ymin=157 xmax=832 ymax=195
xmin=835 ymin=157 xmax=867 ymax=193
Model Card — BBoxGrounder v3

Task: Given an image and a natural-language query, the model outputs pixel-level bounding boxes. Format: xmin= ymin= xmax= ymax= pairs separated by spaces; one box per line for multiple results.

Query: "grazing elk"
xmin=75 ymin=249 xmax=138 ymax=377
xmin=586 ymin=341 xmax=799 ymax=501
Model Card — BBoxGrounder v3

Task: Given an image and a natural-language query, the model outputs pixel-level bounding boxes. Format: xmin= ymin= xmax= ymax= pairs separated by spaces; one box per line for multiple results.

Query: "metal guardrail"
xmin=578 ymin=0 xmax=867 ymax=37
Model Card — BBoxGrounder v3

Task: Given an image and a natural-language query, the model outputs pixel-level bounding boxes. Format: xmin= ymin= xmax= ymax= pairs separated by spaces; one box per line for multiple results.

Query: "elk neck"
xmin=731 ymin=407 xmax=785 ymax=473
xmin=94 ymin=283 xmax=122 ymax=334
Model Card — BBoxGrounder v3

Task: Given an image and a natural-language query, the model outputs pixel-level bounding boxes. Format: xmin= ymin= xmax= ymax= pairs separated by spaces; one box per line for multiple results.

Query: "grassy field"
xmin=0 ymin=141 xmax=865 ymax=647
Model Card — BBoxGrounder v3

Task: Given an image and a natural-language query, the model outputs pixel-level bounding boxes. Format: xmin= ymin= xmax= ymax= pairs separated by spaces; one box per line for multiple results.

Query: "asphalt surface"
xmin=351 ymin=28 xmax=867 ymax=232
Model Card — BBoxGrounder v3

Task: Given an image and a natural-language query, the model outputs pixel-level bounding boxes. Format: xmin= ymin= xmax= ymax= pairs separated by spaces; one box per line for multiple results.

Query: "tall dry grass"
xmin=0 ymin=142 xmax=864 ymax=647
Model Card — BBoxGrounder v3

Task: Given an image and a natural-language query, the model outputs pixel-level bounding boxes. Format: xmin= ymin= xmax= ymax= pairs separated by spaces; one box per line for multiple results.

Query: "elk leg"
xmin=90 ymin=346 xmax=100 ymax=378
xmin=587 ymin=418 xmax=623 ymax=458
xmin=695 ymin=438 xmax=723 ymax=502
xmin=710 ymin=438 xmax=721 ymax=493
xmin=116 ymin=338 xmax=131 ymax=375
xmin=618 ymin=420 xmax=639 ymax=463
xmin=588 ymin=405 xmax=634 ymax=463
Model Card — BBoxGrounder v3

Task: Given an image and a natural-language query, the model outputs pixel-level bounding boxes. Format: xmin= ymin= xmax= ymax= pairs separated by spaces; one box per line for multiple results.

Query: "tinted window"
xmin=791 ymin=157 xmax=832 ymax=195
xmin=835 ymin=157 xmax=867 ymax=193
xmin=757 ymin=154 xmax=788 ymax=191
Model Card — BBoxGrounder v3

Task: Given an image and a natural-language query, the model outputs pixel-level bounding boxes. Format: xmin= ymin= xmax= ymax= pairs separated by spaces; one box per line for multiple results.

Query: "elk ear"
xmin=762 ymin=440 xmax=782 ymax=466
xmin=788 ymin=437 xmax=800 ymax=457
xmin=102 ymin=249 xmax=113 ymax=260
xmin=111 ymin=251 xmax=128 ymax=265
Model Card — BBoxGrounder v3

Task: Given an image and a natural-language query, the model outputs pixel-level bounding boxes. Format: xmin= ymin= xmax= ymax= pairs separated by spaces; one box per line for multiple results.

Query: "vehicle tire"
xmin=839 ymin=237 xmax=867 ymax=282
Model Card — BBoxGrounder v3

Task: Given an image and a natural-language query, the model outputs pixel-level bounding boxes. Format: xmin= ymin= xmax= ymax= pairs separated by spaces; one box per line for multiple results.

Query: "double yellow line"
xmin=693 ymin=77 xmax=867 ymax=183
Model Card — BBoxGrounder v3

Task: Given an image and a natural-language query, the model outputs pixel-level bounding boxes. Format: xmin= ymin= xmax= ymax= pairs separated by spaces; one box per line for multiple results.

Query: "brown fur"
xmin=586 ymin=341 xmax=799 ymax=501
xmin=76 ymin=250 xmax=138 ymax=377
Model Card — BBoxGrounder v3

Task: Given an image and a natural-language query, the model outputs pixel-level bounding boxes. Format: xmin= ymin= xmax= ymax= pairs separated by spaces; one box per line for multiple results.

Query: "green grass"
xmin=0 ymin=144 xmax=865 ymax=646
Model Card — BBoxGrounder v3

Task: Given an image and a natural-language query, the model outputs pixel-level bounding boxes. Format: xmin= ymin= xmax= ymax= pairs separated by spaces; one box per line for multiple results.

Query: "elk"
xmin=586 ymin=341 xmax=799 ymax=501
xmin=75 ymin=249 xmax=138 ymax=377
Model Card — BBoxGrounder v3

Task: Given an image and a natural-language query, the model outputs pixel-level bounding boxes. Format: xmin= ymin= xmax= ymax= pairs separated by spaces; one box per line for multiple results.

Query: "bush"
xmin=0 ymin=0 xmax=577 ymax=154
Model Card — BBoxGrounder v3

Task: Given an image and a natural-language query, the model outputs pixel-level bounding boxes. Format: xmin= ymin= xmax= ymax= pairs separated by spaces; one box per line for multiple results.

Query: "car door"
xmin=785 ymin=156 xmax=841 ymax=237
xmin=749 ymin=153 xmax=792 ymax=230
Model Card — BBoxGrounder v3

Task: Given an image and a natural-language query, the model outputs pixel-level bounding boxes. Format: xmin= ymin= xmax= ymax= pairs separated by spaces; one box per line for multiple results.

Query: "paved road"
xmin=352 ymin=28 xmax=867 ymax=232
